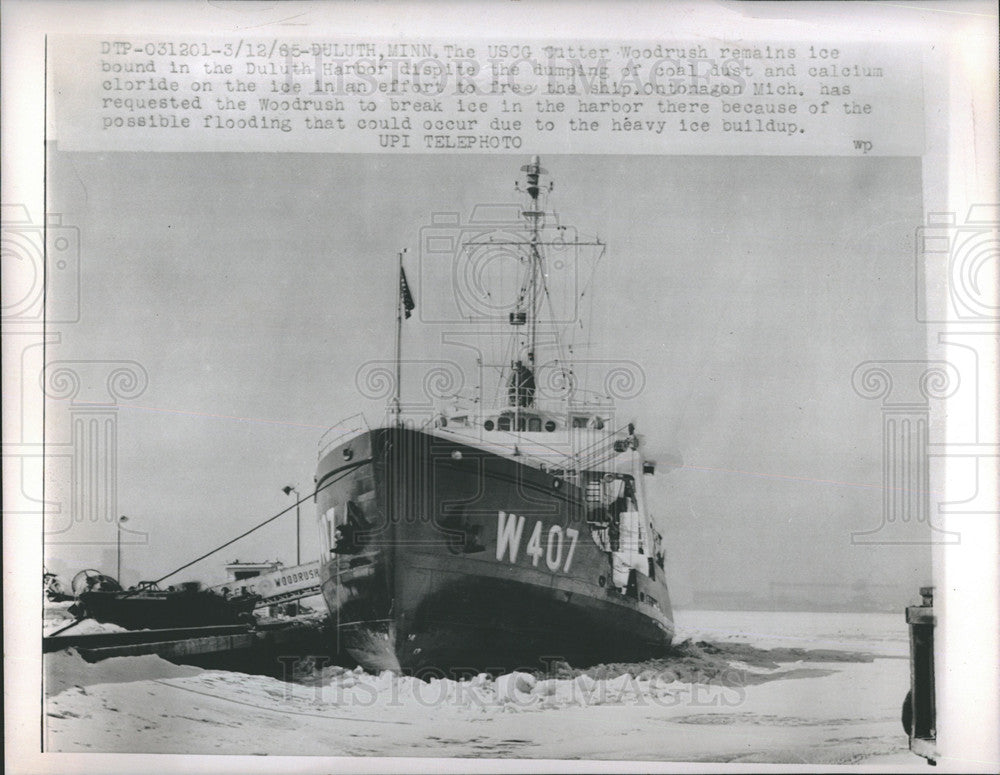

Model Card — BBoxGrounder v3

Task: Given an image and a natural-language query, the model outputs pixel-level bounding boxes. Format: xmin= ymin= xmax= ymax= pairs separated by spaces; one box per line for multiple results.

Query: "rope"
xmin=51 ymin=466 xmax=361 ymax=637
xmin=152 ymin=466 xmax=357 ymax=585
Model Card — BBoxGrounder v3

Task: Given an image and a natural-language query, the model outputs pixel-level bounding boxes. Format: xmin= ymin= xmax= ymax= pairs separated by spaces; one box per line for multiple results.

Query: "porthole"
xmin=484 ymin=419 xmax=495 ymax=431
xmin=342 ymin=448 xmax=354 ymax=461
xmin=544 ymin=420 xmax=557 ymax=432
xmin=598 ymin=575 xmax=606 ymax=587
xmin=552 ymin=478 xmax=561 ymax=489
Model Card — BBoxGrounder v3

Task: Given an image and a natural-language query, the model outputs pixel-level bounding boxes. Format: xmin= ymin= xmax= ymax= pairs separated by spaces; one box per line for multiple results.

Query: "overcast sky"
xmin=44 ymin=150 xmax=930 ymax=607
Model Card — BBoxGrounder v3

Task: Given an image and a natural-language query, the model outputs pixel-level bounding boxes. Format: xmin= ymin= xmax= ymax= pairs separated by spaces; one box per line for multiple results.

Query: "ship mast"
xmin=508 ymin=155 xmax=550 ymax=412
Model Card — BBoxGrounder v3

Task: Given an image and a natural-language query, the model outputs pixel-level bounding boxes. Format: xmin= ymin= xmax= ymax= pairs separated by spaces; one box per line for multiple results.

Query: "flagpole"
xmin=394 ymin=249 xmax=405 ymax=428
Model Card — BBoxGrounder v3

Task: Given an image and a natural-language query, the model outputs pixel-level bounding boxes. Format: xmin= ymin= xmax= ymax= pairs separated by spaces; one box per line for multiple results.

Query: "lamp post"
xmin=282 ymin=486 xmax=301 ymax=566
xmin=117 ymin=515 xmax=129 ymax=584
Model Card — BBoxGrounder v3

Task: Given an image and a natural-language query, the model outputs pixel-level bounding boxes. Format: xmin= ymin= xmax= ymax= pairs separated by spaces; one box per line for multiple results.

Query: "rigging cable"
xmin=153 ymin=464 xmax=360 ymax=587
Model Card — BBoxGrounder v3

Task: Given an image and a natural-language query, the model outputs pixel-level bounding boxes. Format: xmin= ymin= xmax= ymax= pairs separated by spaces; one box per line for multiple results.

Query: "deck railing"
xmin=317 ymin=413 xmax=370 ymax=460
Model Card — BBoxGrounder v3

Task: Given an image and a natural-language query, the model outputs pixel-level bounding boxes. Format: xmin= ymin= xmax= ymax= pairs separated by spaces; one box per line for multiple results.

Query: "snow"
xmin=42 ymin=609 xmax=928 ymax=766
xmin=43 ymin=602 xmax=131 ymax=636
xmin=46 ymin=650 xmax=203 ymax=696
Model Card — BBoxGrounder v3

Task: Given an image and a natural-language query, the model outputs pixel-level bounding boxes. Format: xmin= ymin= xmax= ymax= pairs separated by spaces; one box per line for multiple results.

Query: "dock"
xmin=44 ymin=618 xmax=331 ymax=675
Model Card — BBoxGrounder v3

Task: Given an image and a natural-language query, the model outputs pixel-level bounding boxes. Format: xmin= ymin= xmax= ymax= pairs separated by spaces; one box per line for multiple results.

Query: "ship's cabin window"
xmin=484 ymin=412 xmax=559 ymax=432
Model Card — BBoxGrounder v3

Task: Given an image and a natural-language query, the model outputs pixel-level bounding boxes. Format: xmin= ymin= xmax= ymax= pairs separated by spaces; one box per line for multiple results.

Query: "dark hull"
xmin=76 ymin=590 xmax=259 ymax=630
xmin=315 ymin=427 xmax=674 ymax=673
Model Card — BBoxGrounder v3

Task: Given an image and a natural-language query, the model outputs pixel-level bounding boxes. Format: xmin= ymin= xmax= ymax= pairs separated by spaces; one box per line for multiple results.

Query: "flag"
xmin=399 ymin=267 xmax=415 ymax=319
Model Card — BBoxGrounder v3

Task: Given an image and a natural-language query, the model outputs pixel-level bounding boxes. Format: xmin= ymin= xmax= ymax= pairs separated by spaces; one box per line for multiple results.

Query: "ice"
xmin=41 ymin=610 xmax=922 ymax=764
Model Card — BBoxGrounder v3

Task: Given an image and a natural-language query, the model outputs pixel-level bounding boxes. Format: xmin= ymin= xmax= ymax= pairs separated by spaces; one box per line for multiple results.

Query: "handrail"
xmin=317 ymin=413 xmax=370 ymax=459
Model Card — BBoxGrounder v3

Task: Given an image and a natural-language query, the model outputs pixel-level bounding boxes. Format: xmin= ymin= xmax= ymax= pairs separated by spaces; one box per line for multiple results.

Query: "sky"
xmin=43 ymin=149 xmax=930 ymax=608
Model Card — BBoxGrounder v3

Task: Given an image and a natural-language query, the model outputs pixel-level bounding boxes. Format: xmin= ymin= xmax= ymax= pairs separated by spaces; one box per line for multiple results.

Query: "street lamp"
xmin=282 ymin=485 xmax=301 ymax=566
xmin=117 ymin=515 xmax=129 ymax=584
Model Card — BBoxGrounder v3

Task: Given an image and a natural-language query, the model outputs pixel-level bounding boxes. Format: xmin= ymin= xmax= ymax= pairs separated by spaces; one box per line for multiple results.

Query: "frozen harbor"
xmin=43 ymin=609 xmax=921 ymax=765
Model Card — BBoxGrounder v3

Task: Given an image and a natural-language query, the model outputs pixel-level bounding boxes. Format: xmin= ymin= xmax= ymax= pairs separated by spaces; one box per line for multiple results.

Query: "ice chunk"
xmin=495 ymin=671 xmax=537 ymax=704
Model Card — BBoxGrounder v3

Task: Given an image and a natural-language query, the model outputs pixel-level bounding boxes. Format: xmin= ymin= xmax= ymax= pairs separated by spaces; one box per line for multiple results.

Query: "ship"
xmin=315 ymin=157 xmax=674 ymax=672
xmin=69 ymin=571 xmax=260 ymax=630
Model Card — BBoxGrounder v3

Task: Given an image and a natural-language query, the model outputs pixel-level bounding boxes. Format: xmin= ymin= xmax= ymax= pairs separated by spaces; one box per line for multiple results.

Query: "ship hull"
xmin=315 ymin=427 xmax=673 ymax=673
